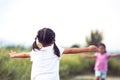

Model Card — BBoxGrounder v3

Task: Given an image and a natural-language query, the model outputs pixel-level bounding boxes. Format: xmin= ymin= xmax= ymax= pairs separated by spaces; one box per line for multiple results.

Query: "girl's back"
xmin=30 ymin=44 xmax=64 ymax=80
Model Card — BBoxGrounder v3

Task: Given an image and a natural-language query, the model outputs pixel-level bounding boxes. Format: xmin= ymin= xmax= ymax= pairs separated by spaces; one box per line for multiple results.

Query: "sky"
xmin=0 ymin=0 xmax=120 ymax=51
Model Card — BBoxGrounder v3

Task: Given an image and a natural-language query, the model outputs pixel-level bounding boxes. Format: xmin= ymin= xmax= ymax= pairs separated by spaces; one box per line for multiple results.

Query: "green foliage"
xmin=0 ymin=47 xmax=31 ymax=80
xmin=108 ymin=58 xmax=120 ymax=76
xmin=60 ymin=54 xmax=95 ymax=79
xmin=86 ymin=30 xmax=103 ymax=46
xmin=0 ymin=47 xmax=120 ymax=80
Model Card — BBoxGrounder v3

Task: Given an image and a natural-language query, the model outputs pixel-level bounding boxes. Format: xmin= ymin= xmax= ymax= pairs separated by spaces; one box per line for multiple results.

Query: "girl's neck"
xmin=99 ymin=52 xmax=105 ymax=55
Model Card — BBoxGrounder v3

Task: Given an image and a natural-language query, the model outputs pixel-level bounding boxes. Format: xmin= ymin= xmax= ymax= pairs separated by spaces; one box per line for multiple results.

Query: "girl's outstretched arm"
xmin=80 ymin=53 xmax=96 ymax=58
xmin=63 ymin=45 xmax=97 ymax=54
xmin=9 ymin=50 xmax=30 ymax=58
xmin=109 ymin=53 xmax=120 ymax=58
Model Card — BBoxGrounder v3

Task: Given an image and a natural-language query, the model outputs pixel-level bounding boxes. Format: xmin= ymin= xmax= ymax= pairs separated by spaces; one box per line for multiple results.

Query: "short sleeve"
xmin=57 ymin=46 xmax=64 ymax=57
xmin=106 ymin=53 xmax=110 ymax=58
xmin=30 ymin=50 xmax=35 ymax=62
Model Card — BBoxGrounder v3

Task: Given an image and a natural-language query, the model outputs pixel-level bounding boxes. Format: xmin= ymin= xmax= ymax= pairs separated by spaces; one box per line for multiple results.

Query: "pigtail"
xmin=53 ymin=43 xmax=60 ymax=57
xmin=32 ymin=37 xmax=39 ymax=51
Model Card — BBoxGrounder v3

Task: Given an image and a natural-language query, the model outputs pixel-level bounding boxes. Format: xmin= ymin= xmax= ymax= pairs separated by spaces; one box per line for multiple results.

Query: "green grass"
xmin=0 ymin=47 xmax=31 ymax=80
xmin=0 ymin=46 xmax=120 ymax=80
xmin=60 ymin=54 xmax=95 ymax=80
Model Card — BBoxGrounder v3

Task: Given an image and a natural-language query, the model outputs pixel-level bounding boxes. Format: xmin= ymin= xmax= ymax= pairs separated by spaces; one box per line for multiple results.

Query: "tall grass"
xmin=60 ymin=54 xmax=95 ymax=80
xmin=0 ymin=47 xmax=120 ymax=80
xmin=0 ymin=47 xmax=31 ymax=80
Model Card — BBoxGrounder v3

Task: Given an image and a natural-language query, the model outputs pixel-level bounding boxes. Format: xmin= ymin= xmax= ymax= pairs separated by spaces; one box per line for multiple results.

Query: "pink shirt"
xmin=94 ymin=52 xmax=110 ymax=72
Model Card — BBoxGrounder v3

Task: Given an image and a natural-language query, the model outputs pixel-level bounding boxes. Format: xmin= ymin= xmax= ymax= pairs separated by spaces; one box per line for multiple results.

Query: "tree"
xmin=86 ymin=30 xmax=103 ymax=46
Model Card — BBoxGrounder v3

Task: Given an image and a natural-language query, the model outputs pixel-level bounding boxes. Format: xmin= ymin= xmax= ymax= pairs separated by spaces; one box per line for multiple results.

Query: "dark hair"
xmin=32 ymin=28 xmax=60 ymax=57
xmin=98 ymin=43 xmax=107 ymax=52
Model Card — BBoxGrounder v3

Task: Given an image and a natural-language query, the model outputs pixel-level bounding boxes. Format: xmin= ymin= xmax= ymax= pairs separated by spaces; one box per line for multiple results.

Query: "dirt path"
xmin=70 ymin=75 xmax=120 ymax=80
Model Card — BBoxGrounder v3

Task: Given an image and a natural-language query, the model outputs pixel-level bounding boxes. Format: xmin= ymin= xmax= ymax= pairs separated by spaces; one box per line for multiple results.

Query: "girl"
xmin=81 ymin=43 xmax=120 ymax=80
xmin=9 ymin=28 xmax=97 ymax=80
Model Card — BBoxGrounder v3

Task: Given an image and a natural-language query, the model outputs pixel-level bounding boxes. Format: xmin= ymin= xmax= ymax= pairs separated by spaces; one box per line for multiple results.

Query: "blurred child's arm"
xmin=9 ymin=50 xmax=30 ymax=58
xmin=80 ymin=53 xmax=95 ymax=58
xmin=109 ymin=53 xmax=120 ymax=58
xmin=63 ymin=45 xmax=97 ymax=54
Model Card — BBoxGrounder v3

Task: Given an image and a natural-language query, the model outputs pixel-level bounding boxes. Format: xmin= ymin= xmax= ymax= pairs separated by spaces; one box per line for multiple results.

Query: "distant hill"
xmin=0 ymin=40 xmax=15 ymax=47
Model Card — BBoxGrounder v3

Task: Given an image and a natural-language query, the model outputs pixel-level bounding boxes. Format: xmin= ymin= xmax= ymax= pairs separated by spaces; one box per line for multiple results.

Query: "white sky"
xmin=0 ymin=0 xmax=120 ymax=51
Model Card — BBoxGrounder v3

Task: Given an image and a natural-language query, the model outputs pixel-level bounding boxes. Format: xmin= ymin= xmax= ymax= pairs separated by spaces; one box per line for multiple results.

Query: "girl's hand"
xmin=80 ymin=53 xmax=87 ymax=58
xmin=9 ymin=51 xmax=30 ymax=58
xmin=88 ymin=45 xmax=97 ymax=51
xmin=9 ymin=50 xmax=17 ymax=58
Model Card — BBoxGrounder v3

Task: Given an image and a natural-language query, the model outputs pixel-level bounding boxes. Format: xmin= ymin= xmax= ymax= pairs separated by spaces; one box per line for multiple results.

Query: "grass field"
xmin=1 ymin=46 xmax=120 ymax=80
xmin=70 ymin=75 xmax=120 ymax=80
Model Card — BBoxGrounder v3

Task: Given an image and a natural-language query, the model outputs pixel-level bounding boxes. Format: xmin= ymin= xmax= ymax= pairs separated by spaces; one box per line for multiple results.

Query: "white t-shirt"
xmin=30 ymin=44 xmax=64 ymax=80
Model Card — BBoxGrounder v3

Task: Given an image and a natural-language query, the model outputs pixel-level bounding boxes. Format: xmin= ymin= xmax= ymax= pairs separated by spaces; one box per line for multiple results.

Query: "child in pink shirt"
xmin=94 ymin=52 xmax=110 ymax=73
xmin=81 ymin=43 xmax=120 ymax=80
